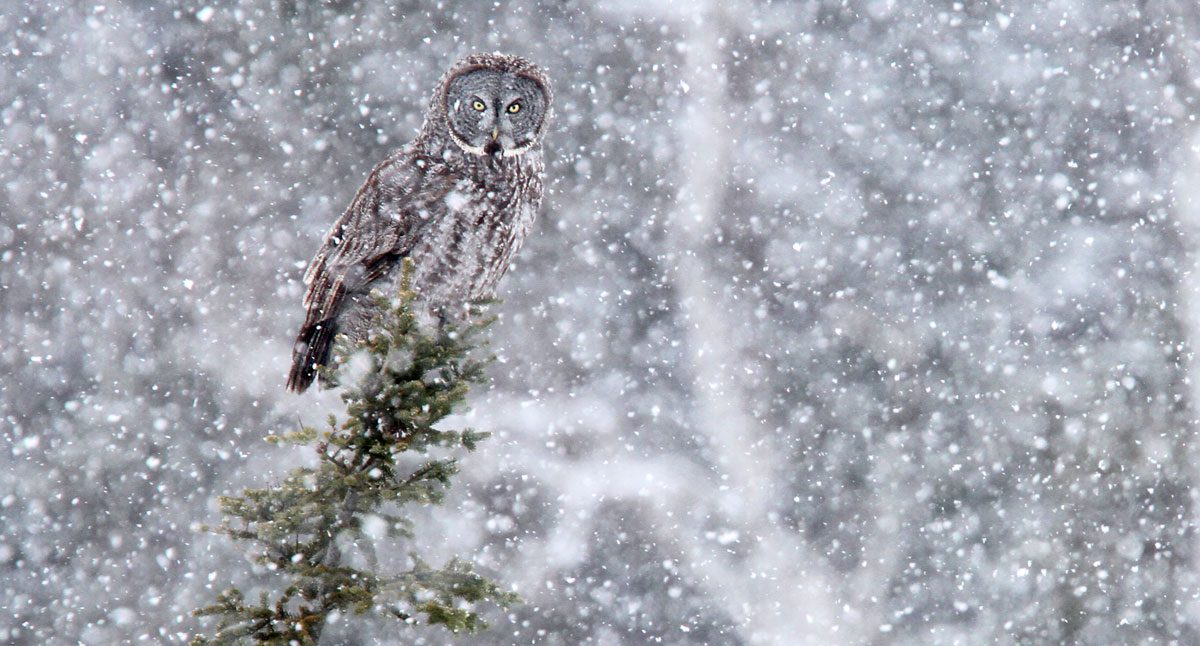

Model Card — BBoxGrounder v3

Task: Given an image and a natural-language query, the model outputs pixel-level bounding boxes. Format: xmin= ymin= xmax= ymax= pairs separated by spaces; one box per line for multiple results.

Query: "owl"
xmin=287 ymin=53 xmax=552 ymax=393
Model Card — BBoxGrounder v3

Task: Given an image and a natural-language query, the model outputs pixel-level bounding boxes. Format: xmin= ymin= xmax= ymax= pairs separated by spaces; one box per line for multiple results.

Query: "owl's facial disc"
xmin=446 ymin=68 xmax=547 ymax=158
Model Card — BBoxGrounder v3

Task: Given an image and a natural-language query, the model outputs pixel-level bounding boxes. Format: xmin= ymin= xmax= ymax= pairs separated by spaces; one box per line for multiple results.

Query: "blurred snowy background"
xmin=5 ymin=0 xmax=1200 ymax=643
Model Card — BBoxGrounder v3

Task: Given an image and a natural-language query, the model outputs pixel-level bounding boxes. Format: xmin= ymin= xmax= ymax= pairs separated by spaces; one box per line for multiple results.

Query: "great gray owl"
xmin=287 ymin=53 xmax=552 ymax=393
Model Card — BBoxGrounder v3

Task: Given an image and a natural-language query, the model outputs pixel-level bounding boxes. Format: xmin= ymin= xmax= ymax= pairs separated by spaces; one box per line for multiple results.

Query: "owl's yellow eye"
xmin=472 ymin=100 xmax=486 ymax=112
xmin=507 ymin=102 xmax=522 ymax=114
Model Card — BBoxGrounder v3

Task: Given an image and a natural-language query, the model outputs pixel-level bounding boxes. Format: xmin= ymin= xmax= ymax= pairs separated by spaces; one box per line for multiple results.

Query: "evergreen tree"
xmin=192 ymin=273 xmax=515 ymax=644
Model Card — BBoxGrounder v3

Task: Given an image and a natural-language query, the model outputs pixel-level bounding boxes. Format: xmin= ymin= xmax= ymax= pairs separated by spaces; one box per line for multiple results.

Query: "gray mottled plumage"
xmin=287 ymin=53 xmax=552 ymax=393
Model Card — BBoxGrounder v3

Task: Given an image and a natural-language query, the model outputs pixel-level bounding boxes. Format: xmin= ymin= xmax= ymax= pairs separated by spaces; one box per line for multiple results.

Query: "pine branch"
xmin=193 ymin=268 xmax=517 ymax=644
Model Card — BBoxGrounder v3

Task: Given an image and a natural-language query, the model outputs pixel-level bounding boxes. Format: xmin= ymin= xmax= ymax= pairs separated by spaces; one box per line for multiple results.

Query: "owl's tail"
xmin=287 ymin=319 xmax=337 ymax=393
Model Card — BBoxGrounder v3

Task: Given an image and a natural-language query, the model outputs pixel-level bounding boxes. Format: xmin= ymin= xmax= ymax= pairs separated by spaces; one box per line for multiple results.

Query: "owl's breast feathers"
xmin=287 ymin=144 xmax=543 ymax=392
xmin=398 ymin=147 xmax=543 ymax=309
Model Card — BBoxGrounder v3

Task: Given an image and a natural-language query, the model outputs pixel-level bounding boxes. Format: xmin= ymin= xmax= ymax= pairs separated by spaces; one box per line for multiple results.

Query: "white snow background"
xmin=3 ymin=1 xmax=1200 ymax=644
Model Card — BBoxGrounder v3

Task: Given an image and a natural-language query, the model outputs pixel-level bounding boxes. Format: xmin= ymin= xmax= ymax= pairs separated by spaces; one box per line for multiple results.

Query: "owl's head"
xmin=440 ymin=54 xmax=551 ymax=158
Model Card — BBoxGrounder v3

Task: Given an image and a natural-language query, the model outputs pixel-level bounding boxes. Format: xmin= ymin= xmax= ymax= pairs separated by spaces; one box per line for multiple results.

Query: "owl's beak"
xmin=484 ymin=127 xmax=503 ymax=158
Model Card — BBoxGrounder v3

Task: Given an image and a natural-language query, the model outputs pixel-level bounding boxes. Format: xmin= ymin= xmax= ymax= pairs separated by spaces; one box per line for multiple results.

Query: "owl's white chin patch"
xmin=502 ymin=142 xmax=534 ymax=158
xmin=449 ymin=130 xmax=533 ymax=158
xmin=449 ymin=133 xmax=487 ymax=156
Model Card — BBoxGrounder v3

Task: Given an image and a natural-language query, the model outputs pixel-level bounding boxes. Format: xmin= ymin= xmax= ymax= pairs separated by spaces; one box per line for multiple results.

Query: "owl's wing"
xmin=287 ymin=153 xmax=430 ymax=392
